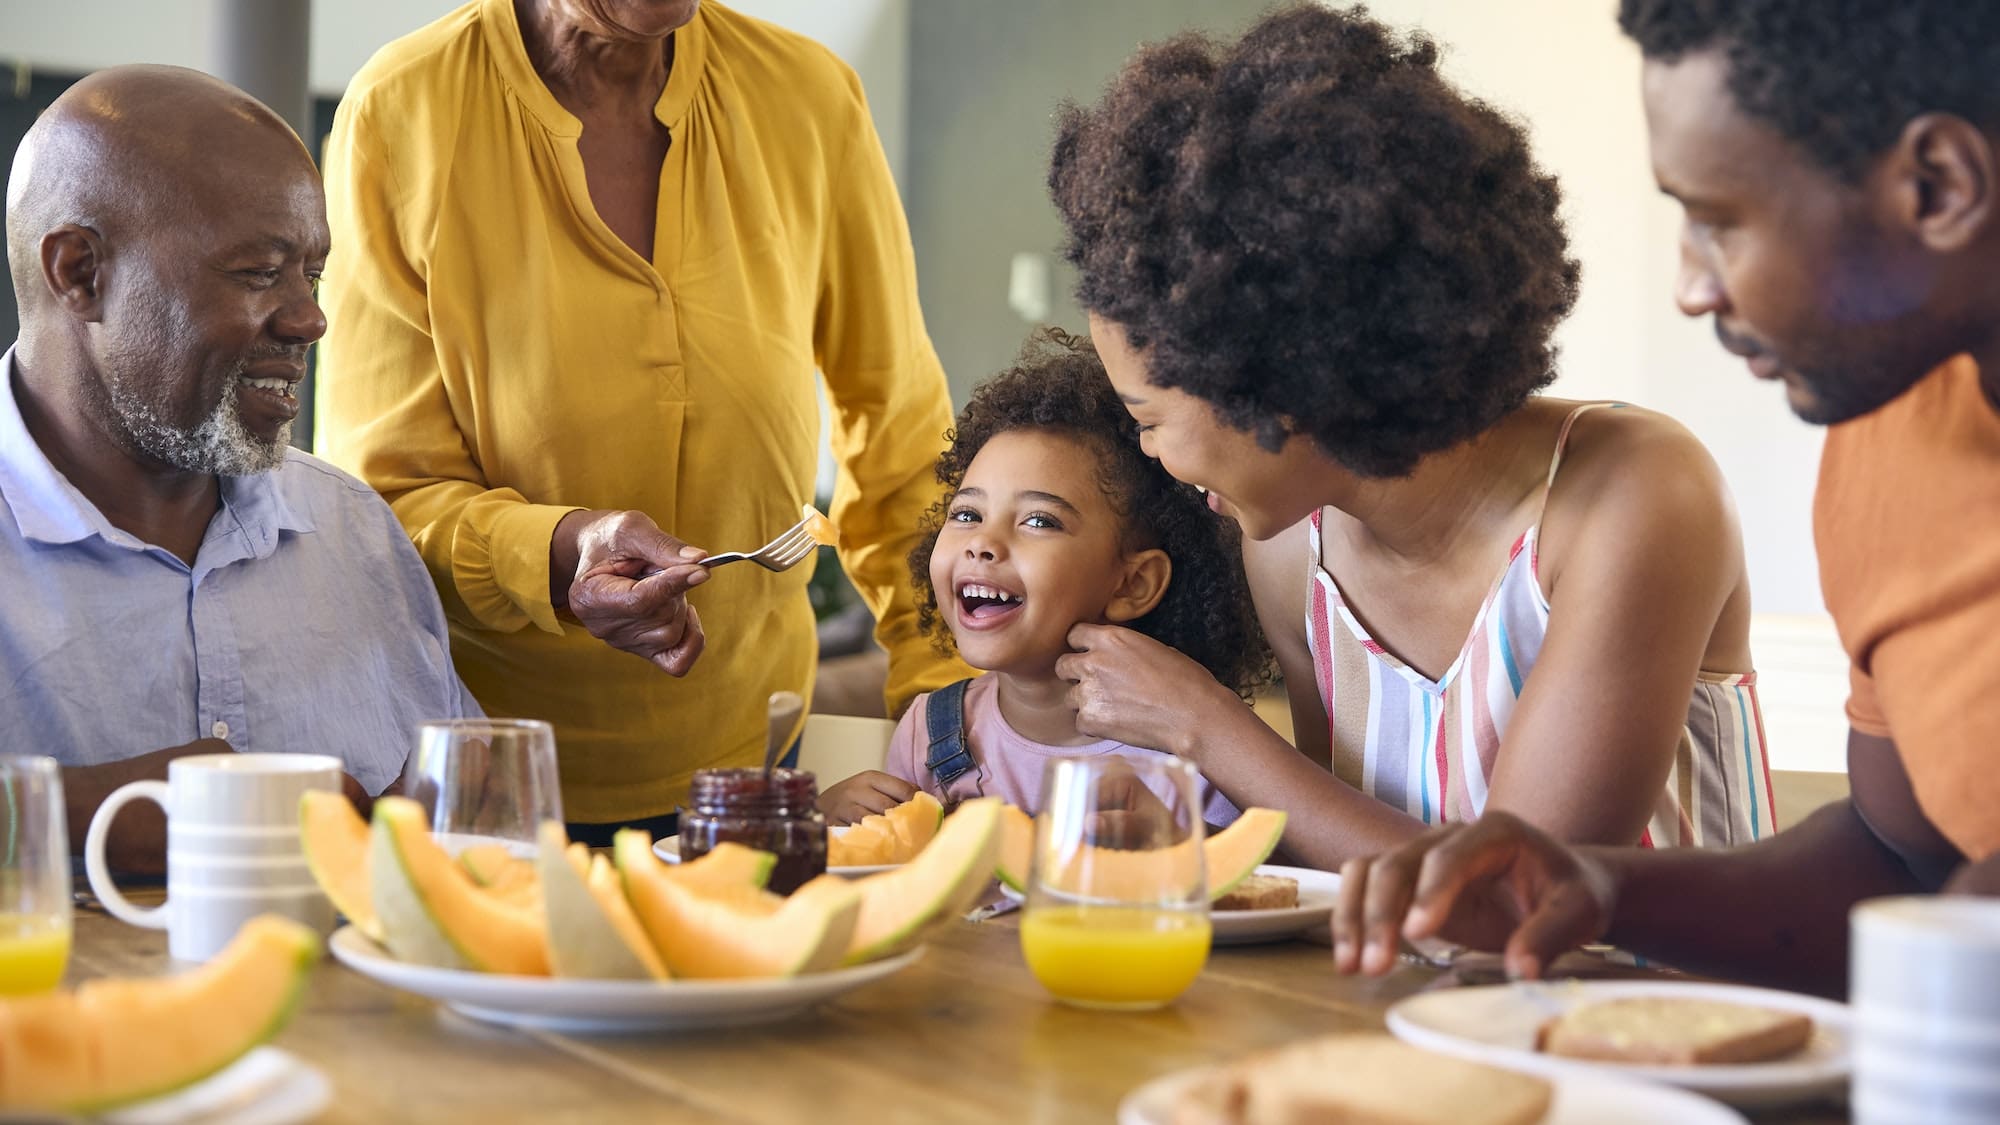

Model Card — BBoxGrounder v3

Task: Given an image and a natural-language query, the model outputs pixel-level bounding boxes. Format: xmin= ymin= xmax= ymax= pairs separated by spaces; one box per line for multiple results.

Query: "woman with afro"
xmin=1050 ymin=4 xmax=1770 ymax=871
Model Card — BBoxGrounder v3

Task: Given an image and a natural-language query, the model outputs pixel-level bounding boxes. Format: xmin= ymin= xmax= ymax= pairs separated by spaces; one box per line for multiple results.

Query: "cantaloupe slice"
xmin=995 ymin=802 xmax=1034 ymax=892
xmin=613 ymin=832 xmax=861 ymax=978
xmin=1201 ymin=808 xmax=1287 ymax=898
xmin=1012 ymin=806 xmax=1288 ymax=901
xmin=828 ymin=791 xmax=944 ymax=866
xmin=830 ymin=821 xmax=896 ymax=867
xmin=845 ymin=797 xmax=1003 ymax=964
xmin=535 ymin=821 xmax=669 ymax=981
xmin=662 ymin=840 xmax=778 ymax=893
xmin=299 ymin=790 xmax=381 ymax=940
xmin=458 ymin=845 xmax=540 ymax=910
xmin=369 ymin=796 xmax=550 ymax=976
xmin=0 ymin=915 xmax=319 ymax=1113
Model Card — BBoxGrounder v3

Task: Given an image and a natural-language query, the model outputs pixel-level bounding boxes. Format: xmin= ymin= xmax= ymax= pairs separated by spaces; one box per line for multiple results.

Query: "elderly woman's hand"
xmin=553 ymin=509 xmax=709 ymax=675
xmin=1055 ymin=623 xmax=1239 ymax=760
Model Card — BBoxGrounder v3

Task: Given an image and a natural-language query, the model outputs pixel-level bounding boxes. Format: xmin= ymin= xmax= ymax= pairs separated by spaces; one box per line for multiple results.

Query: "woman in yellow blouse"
xmin=315 ymin=0 xmax=967 ymax=839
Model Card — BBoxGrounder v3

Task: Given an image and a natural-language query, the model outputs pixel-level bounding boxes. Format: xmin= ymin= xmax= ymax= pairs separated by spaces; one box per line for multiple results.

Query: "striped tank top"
xmin=1305 ymin=403 xmax=1774 ymax=847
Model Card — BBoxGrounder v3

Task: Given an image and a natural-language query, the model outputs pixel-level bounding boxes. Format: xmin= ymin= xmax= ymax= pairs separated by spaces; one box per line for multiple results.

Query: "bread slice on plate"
xmin=1536 ymin=996 xmax=1812 ymax=1065
xmin=1170 ymin=1032 xmax=1552 ymax=1125
xmin=1212 ymin=874 xmax=1299 ymax=912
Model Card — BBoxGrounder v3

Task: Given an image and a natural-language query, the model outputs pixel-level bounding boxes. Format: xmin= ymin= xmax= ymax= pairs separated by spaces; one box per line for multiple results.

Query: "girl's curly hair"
xmin=910 ymin=328 xmax=1270 ymax=699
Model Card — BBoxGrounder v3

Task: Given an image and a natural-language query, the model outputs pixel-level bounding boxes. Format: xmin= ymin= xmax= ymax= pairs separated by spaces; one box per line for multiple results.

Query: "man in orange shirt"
xmin=1330 ymin=0 xmax=2000 ymax=996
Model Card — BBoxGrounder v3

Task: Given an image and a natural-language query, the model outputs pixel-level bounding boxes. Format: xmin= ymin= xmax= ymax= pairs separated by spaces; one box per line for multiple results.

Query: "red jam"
xmin=678 ymin=768 xmax=827 ymax=894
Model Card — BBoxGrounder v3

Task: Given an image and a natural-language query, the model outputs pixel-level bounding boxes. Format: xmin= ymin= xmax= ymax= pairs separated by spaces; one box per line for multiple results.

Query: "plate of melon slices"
xmin=331 ymin=926 xmax=924 ymax=1033
xmin=301 ymin=791 xmax=1004 ymax=1034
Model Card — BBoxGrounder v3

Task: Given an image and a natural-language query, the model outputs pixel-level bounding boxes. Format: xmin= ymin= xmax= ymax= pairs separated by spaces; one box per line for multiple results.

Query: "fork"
xmin=699 ymin=508 xmax=832 ymax=573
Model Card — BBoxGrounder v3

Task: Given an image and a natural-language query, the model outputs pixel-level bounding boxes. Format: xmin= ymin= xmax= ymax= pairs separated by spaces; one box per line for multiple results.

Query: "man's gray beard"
xmin=105 ymin=370 xmax=290 ymax=476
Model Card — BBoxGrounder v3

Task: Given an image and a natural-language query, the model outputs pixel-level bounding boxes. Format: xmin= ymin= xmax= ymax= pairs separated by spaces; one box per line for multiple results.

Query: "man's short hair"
xmin=1620 ymin=0 xmax=2000 ymax=181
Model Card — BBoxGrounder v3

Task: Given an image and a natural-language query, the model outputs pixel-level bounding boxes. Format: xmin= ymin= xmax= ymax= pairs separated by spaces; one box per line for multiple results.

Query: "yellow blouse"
xmin=315 ymin=0 xmax=967 ymax=821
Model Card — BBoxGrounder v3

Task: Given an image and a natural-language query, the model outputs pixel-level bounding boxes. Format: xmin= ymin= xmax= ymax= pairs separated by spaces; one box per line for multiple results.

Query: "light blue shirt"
xmin=0 ymin=347 xmax=478 ymax=794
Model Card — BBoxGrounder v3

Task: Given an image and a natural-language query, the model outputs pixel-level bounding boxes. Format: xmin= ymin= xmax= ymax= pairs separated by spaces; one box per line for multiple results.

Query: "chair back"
xmin=796 ymin=713 xmax=896 ymax=783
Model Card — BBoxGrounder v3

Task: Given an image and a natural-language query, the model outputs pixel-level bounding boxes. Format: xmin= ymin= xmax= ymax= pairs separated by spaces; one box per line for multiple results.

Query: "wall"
xmin=904 ymin=0 xmax=1273 ymax=405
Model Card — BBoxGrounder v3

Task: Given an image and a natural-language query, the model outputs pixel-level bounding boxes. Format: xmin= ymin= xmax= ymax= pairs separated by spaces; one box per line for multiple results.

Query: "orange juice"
xmin=1020 ymin=905 xmax=1209 ymax=1009
xmin=0 ymin=913 xmax=70 ymax=996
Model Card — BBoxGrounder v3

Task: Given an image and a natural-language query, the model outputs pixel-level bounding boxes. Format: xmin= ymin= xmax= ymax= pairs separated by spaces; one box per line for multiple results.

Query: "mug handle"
xmin=84 ymin=779 xmax=171 ymax=930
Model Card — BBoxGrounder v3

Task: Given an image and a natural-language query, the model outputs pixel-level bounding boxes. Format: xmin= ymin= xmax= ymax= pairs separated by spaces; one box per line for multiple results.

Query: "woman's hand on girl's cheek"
xmin=1056 ymin=623 xmax=1233 ymax=758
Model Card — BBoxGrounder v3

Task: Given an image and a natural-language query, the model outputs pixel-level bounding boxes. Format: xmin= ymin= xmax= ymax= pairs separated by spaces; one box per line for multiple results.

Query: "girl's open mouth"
xmin=956 ymin=581 xmax=1024 ymax=627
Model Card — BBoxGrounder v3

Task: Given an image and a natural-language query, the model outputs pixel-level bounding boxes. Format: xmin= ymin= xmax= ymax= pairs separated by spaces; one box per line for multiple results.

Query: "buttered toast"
xmin=1536 ymin=996 xmax=1813 ymax=1064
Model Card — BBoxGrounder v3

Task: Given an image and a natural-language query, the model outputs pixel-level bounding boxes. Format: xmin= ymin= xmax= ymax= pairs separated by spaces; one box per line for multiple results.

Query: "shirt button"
xmin=211 ymin=721 xmax=230 ymax=740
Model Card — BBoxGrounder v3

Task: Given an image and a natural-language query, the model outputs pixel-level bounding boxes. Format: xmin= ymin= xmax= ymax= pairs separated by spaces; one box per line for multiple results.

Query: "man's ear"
xmin=1104 ymin=547 xmax=1171 ymax=624
xmin=40 ymin=224 xmax=108 ymax=321
xmin=1892 ymin=114 xmax=1995 ymax=254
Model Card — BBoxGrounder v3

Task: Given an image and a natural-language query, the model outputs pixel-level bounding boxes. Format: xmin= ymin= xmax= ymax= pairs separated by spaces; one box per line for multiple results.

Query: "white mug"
xmin=85 ymin=752 xmax=342 ymax=961
xmin=1851 ymin=895 xmax=2000 ymax=1125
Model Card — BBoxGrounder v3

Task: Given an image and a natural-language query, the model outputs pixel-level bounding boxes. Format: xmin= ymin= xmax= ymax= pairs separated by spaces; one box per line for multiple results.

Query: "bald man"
xmin=2 ymin=66 xmax=476 ymax=873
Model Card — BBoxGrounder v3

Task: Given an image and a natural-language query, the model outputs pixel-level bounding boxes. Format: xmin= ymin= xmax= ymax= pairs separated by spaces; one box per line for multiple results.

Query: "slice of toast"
xmin=1171 ymin=1032 xmax=1552 ymax=1125
xmin=1213 ymin=873 xmax=1300 ymax=912
xmin=1536 ymin=996 xmax=1813 ymax=1064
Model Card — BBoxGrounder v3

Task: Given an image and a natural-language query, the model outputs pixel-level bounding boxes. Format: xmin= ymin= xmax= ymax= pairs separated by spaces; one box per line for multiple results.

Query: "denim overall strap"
xmin=923 ymin=677 xmax=977 ymax=787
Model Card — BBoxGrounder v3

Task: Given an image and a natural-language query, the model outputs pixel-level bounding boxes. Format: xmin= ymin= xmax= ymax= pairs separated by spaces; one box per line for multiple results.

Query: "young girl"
xmin=817 ymin=330 xmax=1267 ymax=824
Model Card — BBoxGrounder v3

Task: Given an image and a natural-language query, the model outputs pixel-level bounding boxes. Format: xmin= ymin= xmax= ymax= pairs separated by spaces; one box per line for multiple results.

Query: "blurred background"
xmin=0 ymin=0 xmax=1846 ymax=784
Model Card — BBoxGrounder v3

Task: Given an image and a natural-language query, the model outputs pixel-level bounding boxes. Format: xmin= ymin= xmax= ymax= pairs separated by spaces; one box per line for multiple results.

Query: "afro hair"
xmin=1049 ymin=3 xmax=1580 ymax=478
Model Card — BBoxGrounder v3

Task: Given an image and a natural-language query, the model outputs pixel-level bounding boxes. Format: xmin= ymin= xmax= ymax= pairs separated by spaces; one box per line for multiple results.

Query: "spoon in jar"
xmin=763 ymin=690 xmax=805 ymax=781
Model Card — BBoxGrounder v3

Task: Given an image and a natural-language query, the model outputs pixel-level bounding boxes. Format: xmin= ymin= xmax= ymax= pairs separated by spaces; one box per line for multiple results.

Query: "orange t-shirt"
xmin=1815 ymin=355 xmax=2000 ymax=861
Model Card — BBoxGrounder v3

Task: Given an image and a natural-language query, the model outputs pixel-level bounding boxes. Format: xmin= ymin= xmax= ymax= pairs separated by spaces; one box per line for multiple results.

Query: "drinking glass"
xmin=400 ymin=720 xmax=562 ymax=856
xmin=0 ymin=755 xmax=70 ymax=995
xmin=1019 ymin=756 xmax=1210 ymax=1010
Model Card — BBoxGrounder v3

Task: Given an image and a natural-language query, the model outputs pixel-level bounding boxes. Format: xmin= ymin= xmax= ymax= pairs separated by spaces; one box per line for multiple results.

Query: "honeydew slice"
xmin=369 ymin=796 xmax=550 ymax=976
xmin=535 ymin=821 xmax=668 ymax=981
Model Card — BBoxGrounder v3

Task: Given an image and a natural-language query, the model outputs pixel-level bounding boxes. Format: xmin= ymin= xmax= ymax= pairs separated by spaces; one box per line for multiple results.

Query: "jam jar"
xmin=678 ymin=768 xmax=827 ymax=894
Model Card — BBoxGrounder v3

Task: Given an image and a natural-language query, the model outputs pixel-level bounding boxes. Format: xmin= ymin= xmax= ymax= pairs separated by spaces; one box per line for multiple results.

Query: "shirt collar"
xmin=0 ymin=344 xmax=316 ymax=556
xmin=0 ymin=345 xmax=118 ymax=546
xmin=480 ymin=0 xmax=710 ymax=139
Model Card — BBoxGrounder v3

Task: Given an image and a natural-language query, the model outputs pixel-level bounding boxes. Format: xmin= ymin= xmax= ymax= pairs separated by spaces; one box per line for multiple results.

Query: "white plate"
xmin=98 ymin=1047 xmax=331 ymax=1125
xmin=999 ymin=864 xmax=1339 ymax=946
xmin=1386 ymin=979 xmax=1851 ymax=1109
xmin=329 ymin=926 xmax=922 ymax=1033
xmin=1119 ymin=1052 xmax=1747 ymax=1125
xmin=653 ymin=830 xmax=896 ymax=878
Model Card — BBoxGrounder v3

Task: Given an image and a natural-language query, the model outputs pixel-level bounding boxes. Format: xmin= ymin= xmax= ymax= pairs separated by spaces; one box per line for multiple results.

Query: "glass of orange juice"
xmin=1019 ymin=757 xmax=1209 ymax=1010
xmin=0 ymin=755 xmax=70 ymax=995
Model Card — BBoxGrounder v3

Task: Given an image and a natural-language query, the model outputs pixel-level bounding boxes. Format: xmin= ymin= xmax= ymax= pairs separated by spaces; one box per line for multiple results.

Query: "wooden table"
xmin=68 ymin=896 xmax=1849 ymax=1124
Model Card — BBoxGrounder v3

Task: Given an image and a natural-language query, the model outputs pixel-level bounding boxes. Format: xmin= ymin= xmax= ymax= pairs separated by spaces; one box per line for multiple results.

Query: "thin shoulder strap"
xmin=923 ymin=677 xmax=978 ymax=786
xmin=1535 ymin=402 xmax=1625 ymax=520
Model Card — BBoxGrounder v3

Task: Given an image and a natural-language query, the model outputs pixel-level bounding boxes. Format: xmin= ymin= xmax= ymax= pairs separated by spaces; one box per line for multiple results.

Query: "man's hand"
xmin=1055 ymin=624 xmax=1235 ymax=759
xmin=551 ymin=508 xmax=710 ymax=675
xmin=1331 ymin=811 xmax=1618 ymax=980
xmin=817 ymin=771 xmax=920 ymax=825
